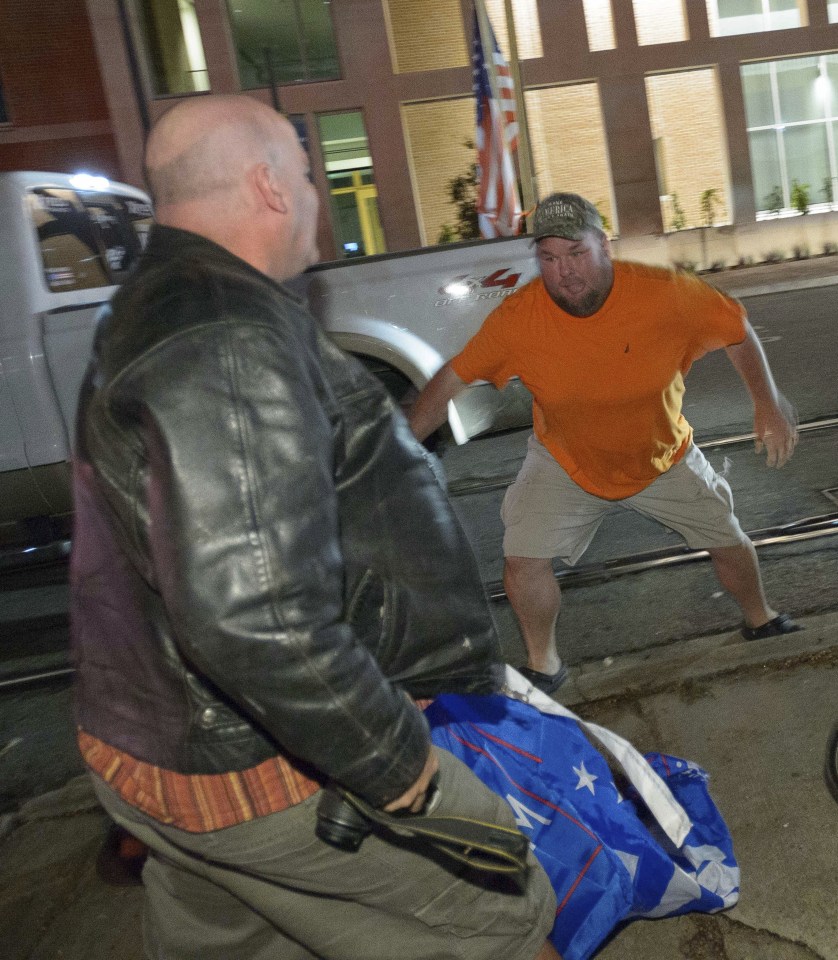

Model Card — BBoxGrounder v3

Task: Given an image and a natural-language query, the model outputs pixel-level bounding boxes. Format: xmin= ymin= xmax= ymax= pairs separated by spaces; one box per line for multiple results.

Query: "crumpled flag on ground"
xmin=425 ymin=667 xmax=739 ymax=960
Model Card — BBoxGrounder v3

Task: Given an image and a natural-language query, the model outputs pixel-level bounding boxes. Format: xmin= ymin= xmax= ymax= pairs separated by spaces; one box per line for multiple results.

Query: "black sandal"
xmin=741 ymin=613 xmax=803 ymax=641
xmin=518 ymin=665 xmax=568 ymax=694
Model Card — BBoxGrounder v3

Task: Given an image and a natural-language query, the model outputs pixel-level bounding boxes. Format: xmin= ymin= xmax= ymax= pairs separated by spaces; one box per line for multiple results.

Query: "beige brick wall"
xmin=402 ymin=98 xmax=476 ymax=245
xmin=633 ymin=0 xmax=686 ymax=45
xmin=645 ymin=69 xmax=730 ymax=230
xmin=525 ymin=83 xmax=615 ymax=232
xmin=384 ymin=0 xmax=469 ymax=73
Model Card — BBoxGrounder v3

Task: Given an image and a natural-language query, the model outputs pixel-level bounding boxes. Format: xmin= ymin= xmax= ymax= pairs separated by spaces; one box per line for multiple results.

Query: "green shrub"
xmin=673 ymin=259 xmax=698 ymax=273
xmin=790 ymin=179 xmax=810 ymax=215
xmin=700 ymin=188 xmax=721 ymax=227
xmin=763 ymin=186 xmax=783 ymax=216
xmin=669 ymin=193 xmax=687 ymax=231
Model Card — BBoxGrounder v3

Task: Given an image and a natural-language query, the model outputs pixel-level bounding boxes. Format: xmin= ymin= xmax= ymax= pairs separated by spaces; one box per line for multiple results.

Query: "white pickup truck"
xmin=0 ymin=171 xmax=537 ymax=548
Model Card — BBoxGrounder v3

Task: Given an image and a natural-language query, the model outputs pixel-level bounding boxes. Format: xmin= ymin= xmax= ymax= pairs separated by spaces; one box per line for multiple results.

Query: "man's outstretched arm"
xmin=408 ymin=361 xmax=468 ymax=442
xmin=725 ymin=319 xmax=798 ymax=468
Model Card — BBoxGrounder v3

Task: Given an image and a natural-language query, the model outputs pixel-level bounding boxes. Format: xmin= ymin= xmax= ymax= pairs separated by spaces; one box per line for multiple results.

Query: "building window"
xmin=582 ymin=0 xmax=615 ymax=51
xmin=402 ymin=98 xmax=476 ymax=244
xmin=317 ymin=112 xmax=385 ymax=258
xmin=525 ymin=83 xmax=615 ymax=233
xmin=384 ymin=0 xmax=469 ymax=73
xmin=384 ymin=0 xmax=539 ymax=76
xmin=707 ymin=0 xmax=804 ymax=37
xmin=289 ymin=114 xmax=309 ymax=155
xmin=742 ymin=54 xmax=838 ymax=215
xmin=133 ymin=0 xmax=210 ymax=95
xmin=830 ymin=0 xmax=838 ymax=23
xmin=229 ymin=0 xmax=340 ymax=90
xmin=633 ymin=0 xmax=687 ymax=45
xmin=484 ymin=0 xmax=542 ymax=60
xmin=646 ymin=69 xmax=730 ymax=230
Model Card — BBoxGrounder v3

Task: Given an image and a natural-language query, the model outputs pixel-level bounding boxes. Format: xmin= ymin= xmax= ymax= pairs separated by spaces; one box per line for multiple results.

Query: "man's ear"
xmin=253 ymin=162 xmax=288 ymax=214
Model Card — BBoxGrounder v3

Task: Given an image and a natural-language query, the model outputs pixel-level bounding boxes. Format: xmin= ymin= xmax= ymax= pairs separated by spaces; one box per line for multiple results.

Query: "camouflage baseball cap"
xmin=531 ymin=192 xmax=603 ymax=242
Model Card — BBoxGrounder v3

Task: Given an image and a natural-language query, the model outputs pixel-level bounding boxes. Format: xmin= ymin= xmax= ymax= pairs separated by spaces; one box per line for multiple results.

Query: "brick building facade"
xmin=0 ymin=0 xmax=120 ymax=177
xmin=4 ymin=1 xmax=838 ymax=264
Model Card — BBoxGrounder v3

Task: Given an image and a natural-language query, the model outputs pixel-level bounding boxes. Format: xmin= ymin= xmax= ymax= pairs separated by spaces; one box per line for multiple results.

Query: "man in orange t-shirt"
xmin=409 ymin=192 xmax=801 ymax=694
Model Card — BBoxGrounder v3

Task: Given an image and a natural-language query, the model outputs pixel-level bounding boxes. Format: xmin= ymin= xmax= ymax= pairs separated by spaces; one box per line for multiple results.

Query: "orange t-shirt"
xmin=451 ymin=261 xmax=746 ymax=499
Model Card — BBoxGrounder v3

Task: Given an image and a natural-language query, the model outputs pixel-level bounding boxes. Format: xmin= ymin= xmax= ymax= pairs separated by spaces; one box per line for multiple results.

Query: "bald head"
xmin=145 ymin=95 xmax=292 ymax=207
xmin=143 ymin=95 xmax=319 ymax=281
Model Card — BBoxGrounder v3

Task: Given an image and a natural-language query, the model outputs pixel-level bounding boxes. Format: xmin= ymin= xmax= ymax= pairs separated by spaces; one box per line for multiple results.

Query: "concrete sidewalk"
xmin=2 ymin=611 xmax=837 ymax=960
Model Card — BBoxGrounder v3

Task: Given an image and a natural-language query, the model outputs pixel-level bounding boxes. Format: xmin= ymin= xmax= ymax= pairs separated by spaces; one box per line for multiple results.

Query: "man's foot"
xmin=518 ymin=664 xmax=568 ymax=695
xmin=741 ymin=613 xmax=803 ymax=641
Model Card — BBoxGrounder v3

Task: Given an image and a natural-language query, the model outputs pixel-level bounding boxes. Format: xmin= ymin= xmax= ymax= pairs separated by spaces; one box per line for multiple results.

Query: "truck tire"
xmin=355 ymin=356 xmax=448 ymax=454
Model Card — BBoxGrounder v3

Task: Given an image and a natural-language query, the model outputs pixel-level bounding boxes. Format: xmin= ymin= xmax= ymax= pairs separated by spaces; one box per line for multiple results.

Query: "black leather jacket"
xmin=71 ymin=226 xmax=501 ymax=808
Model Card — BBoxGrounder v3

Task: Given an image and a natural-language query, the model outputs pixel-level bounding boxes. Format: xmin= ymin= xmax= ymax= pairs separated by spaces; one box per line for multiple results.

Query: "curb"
xmin=709 ymin=269 xmax=838 ymax=300
xmin=562 ymin=607 xmax=838 ymax=707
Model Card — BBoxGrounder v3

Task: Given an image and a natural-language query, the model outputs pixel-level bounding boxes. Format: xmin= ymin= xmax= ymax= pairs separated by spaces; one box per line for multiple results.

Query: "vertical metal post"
xmin=263 ymin=48 xmax=282 ymax=112
xmin=502 ymin=0 xmax=537 ymax=214
xmin=115 ymin=0 xmax=151 ymax=135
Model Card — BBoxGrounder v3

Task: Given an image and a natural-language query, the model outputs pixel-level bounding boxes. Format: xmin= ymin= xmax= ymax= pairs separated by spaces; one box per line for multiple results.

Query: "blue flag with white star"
xmin=426 ymin=688 xmax=738 ymax=960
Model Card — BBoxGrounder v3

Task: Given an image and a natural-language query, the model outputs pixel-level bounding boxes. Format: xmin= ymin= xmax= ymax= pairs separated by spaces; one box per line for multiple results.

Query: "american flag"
xmin=472 ymin=2 xmax=522 ymax=238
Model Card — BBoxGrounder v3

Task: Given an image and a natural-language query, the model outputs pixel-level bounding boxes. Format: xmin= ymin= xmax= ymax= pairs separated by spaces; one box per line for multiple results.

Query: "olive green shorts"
xmin=92 ymin=748 xmax=556 ymax=960
xmin=502 ymin=436 xmax=748 ymax=563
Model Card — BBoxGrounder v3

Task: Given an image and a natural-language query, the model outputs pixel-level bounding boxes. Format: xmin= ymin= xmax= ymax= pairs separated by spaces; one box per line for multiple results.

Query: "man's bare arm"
xmin=407 ymin=362 xmax=468 ymax=442
xmin=725 ymin=319 xmax=798 ymax=468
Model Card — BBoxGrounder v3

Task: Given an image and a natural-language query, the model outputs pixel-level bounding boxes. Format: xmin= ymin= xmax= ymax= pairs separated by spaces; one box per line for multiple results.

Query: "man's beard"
xmin=549 ymin=281 xmax=611 ymax=317
xmin=546 ymin=260 xmax=614 ymax=317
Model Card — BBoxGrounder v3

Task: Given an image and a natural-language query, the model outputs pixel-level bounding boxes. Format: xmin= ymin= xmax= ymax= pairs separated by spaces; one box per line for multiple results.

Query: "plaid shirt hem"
xmin=78 ymin=729 xmax=321 ymax=832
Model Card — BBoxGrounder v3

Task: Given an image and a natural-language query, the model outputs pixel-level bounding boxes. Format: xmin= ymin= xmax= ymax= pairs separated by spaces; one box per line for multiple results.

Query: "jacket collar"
xmin=142 ymin=224 xmax=305 ymax=305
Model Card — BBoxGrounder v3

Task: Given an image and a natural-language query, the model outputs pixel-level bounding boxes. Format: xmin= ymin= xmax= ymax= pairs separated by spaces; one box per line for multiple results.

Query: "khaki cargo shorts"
xmin=502 ymin=436 xmax=748 ymax=564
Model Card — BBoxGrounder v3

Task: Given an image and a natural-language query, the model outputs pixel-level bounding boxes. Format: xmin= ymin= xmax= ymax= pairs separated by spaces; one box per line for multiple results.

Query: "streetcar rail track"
xmin=3 ymin=512 xmax=838 ymax=692
xmin=486 ymin=512 xmax=838 ymax=600
xmin=2 ymin=416 xmax=836 ymax=691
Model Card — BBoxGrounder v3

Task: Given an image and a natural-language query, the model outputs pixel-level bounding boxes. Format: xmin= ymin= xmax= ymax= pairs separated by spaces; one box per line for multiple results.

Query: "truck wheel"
xmin=355 ymin=356 xmax=448 ymax=454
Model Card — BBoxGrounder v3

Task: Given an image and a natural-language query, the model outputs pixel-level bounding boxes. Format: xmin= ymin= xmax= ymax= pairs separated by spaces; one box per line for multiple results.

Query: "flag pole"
xmin=501 ymin=0 xmax=537 ymax=219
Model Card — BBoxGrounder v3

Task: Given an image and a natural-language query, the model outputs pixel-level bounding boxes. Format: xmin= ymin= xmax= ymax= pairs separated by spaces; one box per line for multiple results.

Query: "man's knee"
xmin=504 ymin=555 xmax=555 ymax=580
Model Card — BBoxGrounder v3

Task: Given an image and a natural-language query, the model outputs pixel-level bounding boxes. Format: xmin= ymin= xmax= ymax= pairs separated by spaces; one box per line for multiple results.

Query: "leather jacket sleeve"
xmin=112 ymin=314 xmax=431 ymax=807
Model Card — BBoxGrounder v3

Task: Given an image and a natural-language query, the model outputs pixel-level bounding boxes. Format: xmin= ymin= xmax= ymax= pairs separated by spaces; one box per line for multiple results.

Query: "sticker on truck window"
xmin=434 ymin=268 xmax=522 ymax=307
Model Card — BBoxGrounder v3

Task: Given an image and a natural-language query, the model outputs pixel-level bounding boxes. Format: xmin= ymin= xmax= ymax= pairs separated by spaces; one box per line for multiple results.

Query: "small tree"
xmin=437 ymin=141 xmax=481 ymax=243
xmin=669 ymin=193 xmax=687 ymax=231
xmin=791 ymin=179 xmax=810 ymax=215
xmin=764 ymin=185 xmax=784 ymax=216
xmin=700 ymin=188 xmax=721 ymax=227
xmin=594 ymin=201 xmax=612 ymax=235
xmin=821 ymin=177 xmax=834 ymax=205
